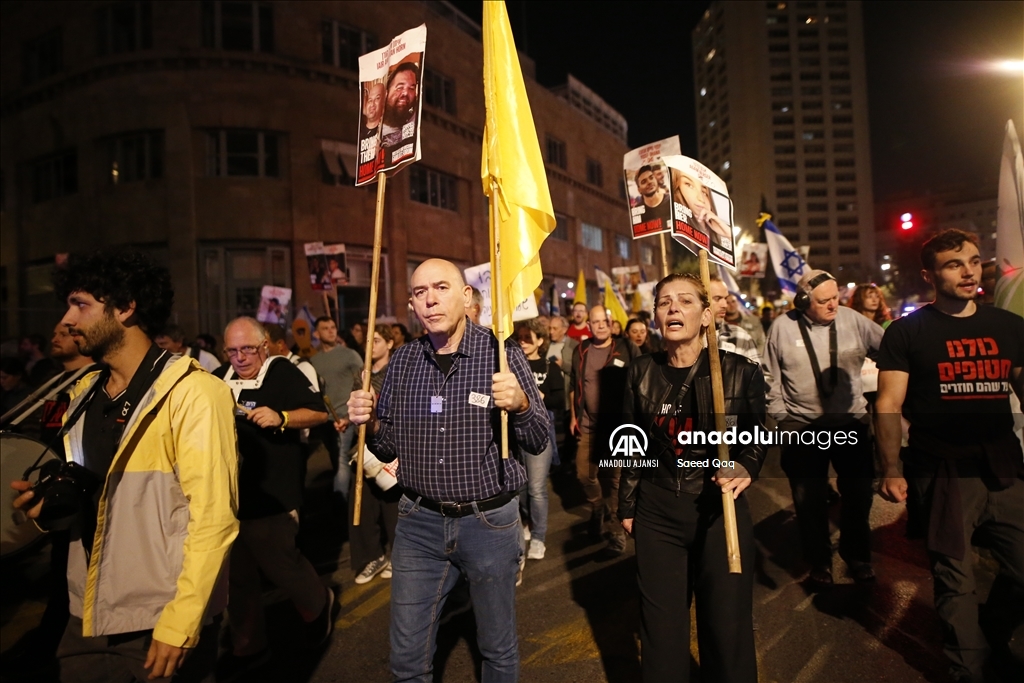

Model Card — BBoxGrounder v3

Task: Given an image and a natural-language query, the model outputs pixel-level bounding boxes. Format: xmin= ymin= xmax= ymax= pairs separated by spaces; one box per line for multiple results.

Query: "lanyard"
xmin=797 ymin=317 xmax=837 ymax=399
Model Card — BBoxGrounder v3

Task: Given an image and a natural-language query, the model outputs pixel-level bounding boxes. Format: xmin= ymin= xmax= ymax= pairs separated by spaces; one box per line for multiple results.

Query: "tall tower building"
xmin=692 ymin=1 xmax=875 ymax=281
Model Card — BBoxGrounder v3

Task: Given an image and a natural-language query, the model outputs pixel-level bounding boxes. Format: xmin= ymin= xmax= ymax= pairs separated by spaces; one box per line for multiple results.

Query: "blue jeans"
xmin=520 ymin=441 xmax=553 ymax=544
xmin=390 ymin=494 xmax=522 ymax=683
xmin=333 ymin=426 xmax=356 ymax=495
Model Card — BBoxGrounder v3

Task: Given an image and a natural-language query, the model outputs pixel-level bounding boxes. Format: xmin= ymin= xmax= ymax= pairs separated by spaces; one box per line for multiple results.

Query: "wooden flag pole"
xmin=490 ymin=181 xmax=509 ymax=460
xmin=659 ymin=232 xmax=670 ymax=279
xmin=352 ymin=170 xmax=388 ymax=525
xmin=699 ymin=249 xmax=743 ymax=574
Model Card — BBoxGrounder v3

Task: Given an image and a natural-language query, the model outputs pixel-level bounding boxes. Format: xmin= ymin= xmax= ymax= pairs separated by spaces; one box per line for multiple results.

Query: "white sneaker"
xmin=380 ymin=560 xmax=392 ymax=579
xmin=527 ymin=539 xmax=546 ymax=560
xmin=355 ymin=555 xmax=388 ymax=584
xmin=523 ymin=524 xmax=531 ymax=542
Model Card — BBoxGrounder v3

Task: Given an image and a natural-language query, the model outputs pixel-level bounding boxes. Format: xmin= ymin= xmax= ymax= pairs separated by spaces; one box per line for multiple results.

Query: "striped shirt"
xmin=368 ymin=320 xmax=549 ymax=502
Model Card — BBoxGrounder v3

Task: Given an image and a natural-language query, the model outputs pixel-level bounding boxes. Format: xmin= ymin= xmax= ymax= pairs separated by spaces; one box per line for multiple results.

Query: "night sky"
xmin=452 ymin=0 xmax=1023 ymax=203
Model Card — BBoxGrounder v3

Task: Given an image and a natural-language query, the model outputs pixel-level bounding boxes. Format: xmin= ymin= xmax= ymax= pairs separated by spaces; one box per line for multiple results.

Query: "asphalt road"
xmin=2 ymin=445 xmax=1022 ymax=682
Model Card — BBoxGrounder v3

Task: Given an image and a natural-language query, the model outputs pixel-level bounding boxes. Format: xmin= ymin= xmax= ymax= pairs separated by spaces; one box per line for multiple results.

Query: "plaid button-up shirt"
xmin=368 ymin=320 xmax=549 ymax=502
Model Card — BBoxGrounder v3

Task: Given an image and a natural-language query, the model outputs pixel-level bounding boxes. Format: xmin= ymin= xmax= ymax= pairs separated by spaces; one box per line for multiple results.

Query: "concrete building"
xmin=691 ymin=0 xmax=875 ymax=280
xmin=0 ymin=0 xmax=634 ymax=340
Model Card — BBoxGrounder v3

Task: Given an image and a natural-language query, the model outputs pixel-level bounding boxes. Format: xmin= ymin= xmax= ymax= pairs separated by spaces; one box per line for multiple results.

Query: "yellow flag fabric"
xmin=481 ymin=0 xmax=555 ymax=339
xmin=574 ymin=269 xmax=587 ymax=306
xmin=604 ymin=284 xmax=630 ymax=331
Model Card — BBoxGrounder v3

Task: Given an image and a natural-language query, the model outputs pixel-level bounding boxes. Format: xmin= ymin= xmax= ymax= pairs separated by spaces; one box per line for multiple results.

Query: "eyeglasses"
xmin=225 ymin=345 xmax=263 ymax=358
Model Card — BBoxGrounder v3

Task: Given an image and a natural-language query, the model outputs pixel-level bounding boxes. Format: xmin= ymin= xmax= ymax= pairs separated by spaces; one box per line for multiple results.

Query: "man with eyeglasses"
xmin=213 ymin=317 xmax=331 ymax=680
xmin=570 ymin=305 xmax=640 ymax=554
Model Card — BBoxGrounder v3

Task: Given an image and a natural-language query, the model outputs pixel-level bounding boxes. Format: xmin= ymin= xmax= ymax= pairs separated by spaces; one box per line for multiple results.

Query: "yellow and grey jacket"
xmin=62 ymin=355 xmax=239 ymax=647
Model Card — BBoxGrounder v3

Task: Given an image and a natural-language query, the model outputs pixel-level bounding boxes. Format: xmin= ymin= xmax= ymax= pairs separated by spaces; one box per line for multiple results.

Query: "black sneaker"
xmin=848 ymin=562 xmax=876 ymax=583
xmin=215 ymin=648 xmax=271 ymax=682
xmin=808 ymin=566 xmax=834 ymax=586
xmin=306 ymin=587 xmax=335 ymax=648
xmin=607 ymin=533 xmax=627 ymax=555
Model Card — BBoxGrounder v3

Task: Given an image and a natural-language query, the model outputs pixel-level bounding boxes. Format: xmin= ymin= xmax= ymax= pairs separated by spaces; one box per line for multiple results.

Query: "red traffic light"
xmin=899 ymin=212 xmax=913 ymax=230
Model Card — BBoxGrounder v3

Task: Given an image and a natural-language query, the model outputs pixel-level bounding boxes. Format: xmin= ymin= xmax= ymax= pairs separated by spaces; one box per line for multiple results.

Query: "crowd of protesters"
xmin=3 ymin=228 xmax=1021 ymax=683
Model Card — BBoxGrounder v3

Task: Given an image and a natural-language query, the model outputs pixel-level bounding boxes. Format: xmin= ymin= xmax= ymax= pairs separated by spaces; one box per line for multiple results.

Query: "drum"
xmin=1 ymin=432 xmax=59 ymax=559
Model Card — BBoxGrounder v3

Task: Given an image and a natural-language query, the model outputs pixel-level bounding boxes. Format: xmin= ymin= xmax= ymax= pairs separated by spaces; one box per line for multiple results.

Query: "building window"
xmin=616 ymin=235 xmax=631 ymax=259
xmin=835 ymin=157 xmax=856 ymax=167
xmin=776 ymin=160 xmax=797 ymax=169
xmin=771 ymin=86 xmax=793 ymax=97
xmin=776 ymin=174 xmax=797 ymax=183
xmin=106 ymin=131 xmax=163 ymax=184
xmin=639 ymin=243 xmax=654 ymax=265
xmin=778 ymin=218 xmax=799 ymax=227
xmin=777 ymin=189 xmax=798 ymax=198
xmin=835 ymin=172 xmax=856 ymax=182
xmin=320 ymin=139 xmax=357 ymax=186
xmin=779 ymin=203 xmax=799 ymax=213
xmin=838 ymin=216 xmax=858 ymax=226
xmin=807 ymin=187 xmax=828 ymax=197
xmin=838 ymin=230 xmax=858 ymax=239
xmin=581 ymin=223 xmax=603 ymax=252
xmin=773 ymin=115 xmax=794 ymax=125
xmin=775 ymin=145 xmax=796 ymax=154
xmin=31 ymin=150 xmax=78 ymax=203
xmin=838 ymin=245 xmax=859 ymax=255
xmin=552 ymin=213 xmax=569 ymax=241
xmin=808 ymin=217 xmax=829 ymax=226
xmin=202 ymin=1 xmax=273 ymax=53
xmin=546 ymin=136 xmax=567 ymax=169
xmin=804 ymin=100 xmax=824 ymax=109
xmin=423 ymin=68 xmax=456 ymax=115
xmin=805 ymin=159 xmax=826 ymax=168
xmin=409 ymin=166 xmax=458 ymax=211
xmin=586 ymin=158 xmax=603 ymax=187
xmin=96 ymin=1 xmax=153 ymax=56
xmin=23 ymin=29 xmax=62 ymax=85
xmin=807 ymin=202 xmax=829 ymax=212
xmin=321 ymin=19 xmax=376 ymax=71
xmin=836 ymin=187 xmax=857 ymax=196
xmin=206 ymin=130 xmax=279 ymax=177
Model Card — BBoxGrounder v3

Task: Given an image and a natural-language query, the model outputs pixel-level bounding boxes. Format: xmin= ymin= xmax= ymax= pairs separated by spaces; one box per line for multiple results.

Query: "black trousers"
xmin=348 ymin=477 xmax=401 ymax=572
xmin=633 ymin=481 xmax=757 ymax=683
xmin=57 ymin=616 xmax=219 ymax=683
xmin=780 ymin=422 xmax=874 ymax=570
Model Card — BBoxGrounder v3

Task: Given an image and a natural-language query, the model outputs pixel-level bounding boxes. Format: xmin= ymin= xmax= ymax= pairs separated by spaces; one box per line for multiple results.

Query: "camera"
xmin=28 ymin=460 xmax=101 ymax=529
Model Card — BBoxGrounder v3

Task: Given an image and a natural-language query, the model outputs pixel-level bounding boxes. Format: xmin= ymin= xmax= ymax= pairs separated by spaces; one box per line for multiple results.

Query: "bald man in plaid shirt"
xmin=349 ymin=259 xmax=548 ymax=683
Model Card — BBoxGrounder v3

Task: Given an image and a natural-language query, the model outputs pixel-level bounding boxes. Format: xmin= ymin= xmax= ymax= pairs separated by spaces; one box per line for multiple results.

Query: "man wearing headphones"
xmin=765 ymin=269 xmax=884 ymax=585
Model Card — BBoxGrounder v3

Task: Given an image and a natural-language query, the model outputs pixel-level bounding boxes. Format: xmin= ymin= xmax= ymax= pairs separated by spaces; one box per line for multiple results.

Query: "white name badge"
xmin=612 ymin=358 xmax=625 ymax=367
xmin=794 ymin=339 xmax=805 ymax=348
xmin=468 ymin=391 xmax=490 ymax=408
xmin=430 ymin=396 xmax=443 ymax=414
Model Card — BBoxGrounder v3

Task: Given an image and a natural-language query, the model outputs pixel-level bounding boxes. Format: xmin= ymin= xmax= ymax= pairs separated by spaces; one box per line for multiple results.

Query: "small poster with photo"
xmin=623 ymin=136 xmax=680 ymax=239
xmin=356 ymin=24 xmax=427 ymax=186
xmin=257 ymin=286 xmax=291 ymax=324
xmin=304 ymin=242 xmax=333 ymax=292
xmin=662 ymin=155 xmax=736 ymax=269
xmin=738 ymin=243 xmax=769 ymax=278
xmin=323 ymin=243 xmax=349 ymax=286
xmin=463 ymin=262 xmax=538 ymax=328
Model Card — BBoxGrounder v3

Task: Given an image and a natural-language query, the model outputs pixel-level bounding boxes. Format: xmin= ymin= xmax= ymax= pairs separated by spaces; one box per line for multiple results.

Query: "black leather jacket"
xmin=619 ymin=349 xmax=768 ymax=520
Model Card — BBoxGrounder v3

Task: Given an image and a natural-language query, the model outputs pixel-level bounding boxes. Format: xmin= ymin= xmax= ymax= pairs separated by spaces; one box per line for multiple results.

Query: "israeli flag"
xmin=764 ymin=218 xmax=808 ymax=294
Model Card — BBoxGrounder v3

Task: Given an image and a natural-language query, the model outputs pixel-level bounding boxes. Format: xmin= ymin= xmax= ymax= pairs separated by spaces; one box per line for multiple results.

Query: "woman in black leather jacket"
xmin=619 ymin=273 xmax=766 ymax=683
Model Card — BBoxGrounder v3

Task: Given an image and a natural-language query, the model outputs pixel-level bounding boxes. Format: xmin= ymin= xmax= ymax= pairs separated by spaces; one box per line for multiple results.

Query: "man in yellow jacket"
xmin=12 ymin=249 xmax=239 ymax=682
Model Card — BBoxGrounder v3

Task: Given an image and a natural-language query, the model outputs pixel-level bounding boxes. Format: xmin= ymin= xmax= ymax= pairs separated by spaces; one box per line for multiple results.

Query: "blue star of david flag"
xmin=762 ymin=215 xmax=808 ymax=294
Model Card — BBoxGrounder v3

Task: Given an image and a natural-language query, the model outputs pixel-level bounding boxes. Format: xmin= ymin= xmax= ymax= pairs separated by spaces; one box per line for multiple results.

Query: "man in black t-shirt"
xmin=214 ymin=317 xmax=331 ymax=678
xmin=876 ymin=230 xmax=1024 ymax=683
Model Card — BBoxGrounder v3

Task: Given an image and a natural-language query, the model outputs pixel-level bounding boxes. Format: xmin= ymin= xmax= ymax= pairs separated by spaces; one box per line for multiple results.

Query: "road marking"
xmin=335 ymin=584 xmax=391 ymax=630
xmin=522 ymin=615 xmax=601 ymax=667
xmin=792 ymin=642 xmax=832 ymax=683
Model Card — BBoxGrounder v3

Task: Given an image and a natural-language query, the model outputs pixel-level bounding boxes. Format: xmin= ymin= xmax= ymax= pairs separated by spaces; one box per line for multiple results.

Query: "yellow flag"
xmin=604 ymin=283 xmax=629 ymax=332
xmin=574 ymin=269 xmax=587 ymax=307
xmin=481 ymin=0 xmax=555 ymax=339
